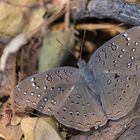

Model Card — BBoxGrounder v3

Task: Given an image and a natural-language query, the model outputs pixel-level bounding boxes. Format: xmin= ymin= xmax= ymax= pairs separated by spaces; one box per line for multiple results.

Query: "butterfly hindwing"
xmin=54 ymin=82 xmax=107 ymax=131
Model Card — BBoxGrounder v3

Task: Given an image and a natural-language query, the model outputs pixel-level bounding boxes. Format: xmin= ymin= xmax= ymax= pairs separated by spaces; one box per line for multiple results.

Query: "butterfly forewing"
xmin=88 ymin=27 xmax=140 ymax=75
xmin=14 ymin=67 xmax=79 ymax=115
xmin=88 ymin=26 xmax=140 ymax=120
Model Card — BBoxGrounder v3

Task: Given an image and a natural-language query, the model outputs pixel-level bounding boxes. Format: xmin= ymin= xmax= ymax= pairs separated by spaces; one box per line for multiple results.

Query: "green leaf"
xmin=39 ymin=30 xmax=74 ymax=72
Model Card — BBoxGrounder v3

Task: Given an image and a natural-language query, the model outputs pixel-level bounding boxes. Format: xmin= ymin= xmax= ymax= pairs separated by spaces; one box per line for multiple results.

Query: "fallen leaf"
xmin=0 ymin=107 xmax=22 ymax=140
xmin=39 ymin=29 xmax=74 ymax=72
xmin=0 ymin=0 xmax=45 ymax=36
xmin=0 ymin=1 xmax=24 ymax=36
xmin=21 ymin=117 xmax=62 ymax=140
xmin=11 ymin=116 xmax=21 ymax=126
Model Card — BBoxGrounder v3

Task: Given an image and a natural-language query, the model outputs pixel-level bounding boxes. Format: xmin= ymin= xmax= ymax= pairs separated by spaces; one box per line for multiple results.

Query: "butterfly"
xmin=14 ymin=27 xmax=140 ymax=131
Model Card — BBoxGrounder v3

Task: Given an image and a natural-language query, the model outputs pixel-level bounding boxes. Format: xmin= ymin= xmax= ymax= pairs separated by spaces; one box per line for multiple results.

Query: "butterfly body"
xmin=77 ymin=59 xmax=99 ymax=95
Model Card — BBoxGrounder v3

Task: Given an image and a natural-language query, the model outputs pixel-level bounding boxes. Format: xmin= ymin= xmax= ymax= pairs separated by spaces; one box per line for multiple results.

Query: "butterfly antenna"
xmin=79 ymin=30 xmax=87 ymax=60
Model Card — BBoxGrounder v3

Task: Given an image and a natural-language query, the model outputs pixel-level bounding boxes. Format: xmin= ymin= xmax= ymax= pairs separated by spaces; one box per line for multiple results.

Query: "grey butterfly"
xmin=14 ymin=27 xmax=140 ymax=131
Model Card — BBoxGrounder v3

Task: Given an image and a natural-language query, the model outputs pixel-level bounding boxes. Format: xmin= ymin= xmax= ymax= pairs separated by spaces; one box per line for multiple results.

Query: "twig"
xmin=76 ymin=23 xmax=125 ymax=32
xmin=29 ymin=7 xmax=66 ymax=36
xmin=65 ymin=0 xmax=70 ymax=30
xmin=72 ymin=0 xmax=140 ymax=25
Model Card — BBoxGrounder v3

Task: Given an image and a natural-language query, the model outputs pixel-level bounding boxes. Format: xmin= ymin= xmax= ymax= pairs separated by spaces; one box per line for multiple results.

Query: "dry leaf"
xmin=0 ymin=107 xmax=22 ymax=140
xmin=11 ymin=116 xmax=21 ymax=126
xmin=21 ymin=117 xmax=62 ymax=140
xmin=0 ymin=0 xmax=45 ymax=36
xmin=0 ymin=1 xmax=24 ymax=36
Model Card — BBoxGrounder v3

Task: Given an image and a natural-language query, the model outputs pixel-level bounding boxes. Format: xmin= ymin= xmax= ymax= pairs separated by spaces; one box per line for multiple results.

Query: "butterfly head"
xmin=77 ymin=59 xmax=87 ymax=69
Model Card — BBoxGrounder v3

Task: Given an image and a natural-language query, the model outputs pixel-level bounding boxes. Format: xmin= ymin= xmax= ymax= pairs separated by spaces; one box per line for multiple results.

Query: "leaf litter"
xmin=0 ymin=0 xmax=130 ymax=140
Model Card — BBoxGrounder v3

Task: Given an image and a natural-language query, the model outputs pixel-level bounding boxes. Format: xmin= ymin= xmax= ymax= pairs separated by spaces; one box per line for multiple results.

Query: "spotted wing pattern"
xmin=14 ymin=67 xmax=79 ymax=115
xmin=88 ymin=27 xmax=140 ymax=120
xmin=54 ymin=82 xmax=107 ymax=131
xmin=14 ymin=67 xmax=107 ymax=131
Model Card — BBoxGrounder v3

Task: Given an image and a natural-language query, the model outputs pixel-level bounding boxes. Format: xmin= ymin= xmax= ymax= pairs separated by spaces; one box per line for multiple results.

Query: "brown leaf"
xmin=21 ymin=117 xmax=62 ymax=140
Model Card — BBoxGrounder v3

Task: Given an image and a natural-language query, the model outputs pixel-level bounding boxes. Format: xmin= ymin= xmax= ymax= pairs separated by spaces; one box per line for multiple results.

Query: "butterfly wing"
xmin=54 ymin=82 xmax=107 ymax=131
xmin=14 ymin=67 xmax=107 ymax=131
xmin=88 ymin=27 xmax=140 ymax=120
xmin=88 ymin=27 xmax=140 ymax=75
xmin=14 ymin=67 xmax=80 ymax=115
xmin=96 ymin=73 xmax=140 ymax=120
